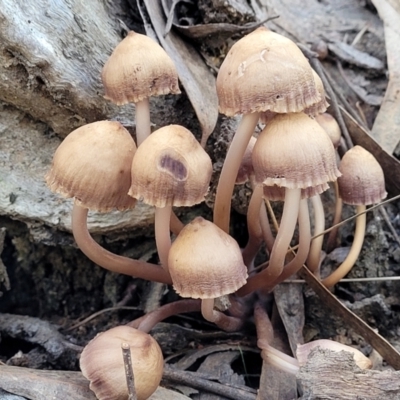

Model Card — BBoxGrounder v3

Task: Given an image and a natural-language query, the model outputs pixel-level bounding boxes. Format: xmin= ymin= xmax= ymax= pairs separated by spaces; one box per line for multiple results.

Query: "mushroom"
xmin=168 ymin=217 xmax=248 ymax=331
xmin=102 ymin=31 xmax=180 ymax=146
xmin=214 ymin=26 xmax=321 ymax=233
xmin=45 ymin=121 xmax=171 ymax=284
xmin=238 ymin=113 xmax=340 ymax=296
xmin=322 ymin=146 xmax=387 ymax=287
xmin=80 ymin=325 xmax=164 ymax=400
xmin=128 ymin=125 xmax=212 ymax=271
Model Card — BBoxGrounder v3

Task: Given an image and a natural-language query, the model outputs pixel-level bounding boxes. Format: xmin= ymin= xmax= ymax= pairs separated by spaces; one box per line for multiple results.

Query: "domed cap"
xmin=46 ymin=121 xmax=137 ymax=211
xmin=315 ymin=113 xmax=341 ymax=149
xmin=252 ymin=113 xmax=341 ymax=189
xmin=216 ymin=27 xmax=320 ymax=117
xmin=168 ymin=217 xmax=248 ymax=299
xmin=304 ymin=70 xmax=329 ymax=117
xmin=338 ymin=145 xmax=387 ymax=205
xmin=80 ymin=325 xmax=163 ymax=400
xmin=128 ymin=125 xmax=212 ymax=207
xmin=102 ymin=31 xmax=181 ymax=105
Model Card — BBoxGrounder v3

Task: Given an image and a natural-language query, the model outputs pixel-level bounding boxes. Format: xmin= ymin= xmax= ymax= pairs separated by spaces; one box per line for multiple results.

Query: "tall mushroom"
xmin=128 ymin=125 xmax=212 ymax=271
xmin=214 ymin=26 xmax=321 ymax=233
xmin=322 ymin=146 xmax=387 ymax=287
xmin=102 ymin=31 xmax=180 ymax=146
xmin=45 ymin=120 xmax=171 ymax=284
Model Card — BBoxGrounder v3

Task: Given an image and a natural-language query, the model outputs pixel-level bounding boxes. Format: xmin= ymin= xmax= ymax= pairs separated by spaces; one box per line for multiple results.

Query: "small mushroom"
xmin=102 ymin=31 xmax=180 ymax=146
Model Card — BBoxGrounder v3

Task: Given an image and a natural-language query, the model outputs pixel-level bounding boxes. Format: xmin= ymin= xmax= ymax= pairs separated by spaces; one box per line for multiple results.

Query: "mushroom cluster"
xmin=45 ymin=27 xmax=387 ymax=399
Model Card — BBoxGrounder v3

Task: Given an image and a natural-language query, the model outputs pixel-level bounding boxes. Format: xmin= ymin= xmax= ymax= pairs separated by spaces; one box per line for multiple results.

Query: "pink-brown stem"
xmin=72 ymin=201 xmax=172 ymax=284
xmin=128 ymin=299 xmax=201 ymax=333
xmin=201 ymin=299 xmax=244 ymax=332
xmin=135 ymin=99 xmax=151 ymax=146
xmin=326 ymin=181 xmax=343 ymax=253
xmin=155 ymin=205 xmax=172 ymax=271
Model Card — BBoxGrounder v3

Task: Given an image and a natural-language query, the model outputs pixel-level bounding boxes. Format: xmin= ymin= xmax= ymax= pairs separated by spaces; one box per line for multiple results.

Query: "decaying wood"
xmin=297 ymin=348 xmax=400 ymax=400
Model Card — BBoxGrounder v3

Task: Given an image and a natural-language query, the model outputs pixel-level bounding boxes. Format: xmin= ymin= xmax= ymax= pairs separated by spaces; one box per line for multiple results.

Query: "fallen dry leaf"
xmin=370 ymin=0 xmax=400 ymax=154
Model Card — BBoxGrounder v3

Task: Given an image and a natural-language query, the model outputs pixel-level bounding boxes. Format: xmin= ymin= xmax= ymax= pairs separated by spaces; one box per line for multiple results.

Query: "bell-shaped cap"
xmin=102 ymin=31 xmax=180 ymax=105
xmin=128 ymin=125 xmax=212 ymax=207
xmin=217 ymin=27 xmax=320 ymax=117
xmin=80 ymin=325 xmax=163 ymax=400
xmin=338 ymin=145 xmax=387 ymax=205
xmin=168 ymin=217 xmax=248 ymax=299
xmin=46 ymin=121 xmax=136 ymax=211
xmin=252 ymin=113 xmax=341 ymax=189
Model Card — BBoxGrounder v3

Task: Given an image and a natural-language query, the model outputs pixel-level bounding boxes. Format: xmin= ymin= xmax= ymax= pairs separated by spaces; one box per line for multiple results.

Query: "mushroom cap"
xmin=315 ymin=113 xmax=341 ymax=149
xmin=45 ymin=121 xmax=136 ymax=212
xmin=304 ymin=70 xmax=329 ymax=117
xmin=263 ymin=183 xmax=329 ymax=201
xmin=216 ymin=27 xmax=320 ymax=116
xmin=128 ymin=125 xmax=212 ymax=207
xmin=252 ymin=113 xmax=341 ymax=189
xmin=338 ymin=145 xmax=387 ymax=205
xmin=80 ymin=325 xmax=164 ymax=400
xmin=168 ymin=217 xmax=248 ymax=299
xmin=102 ymin=31 xmax=181 ymax=105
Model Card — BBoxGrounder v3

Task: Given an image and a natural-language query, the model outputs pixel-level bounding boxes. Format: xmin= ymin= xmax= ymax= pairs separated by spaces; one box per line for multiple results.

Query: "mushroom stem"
xmin=321 ymin=205 xmax=367 ymax=287
xmin=266 ymin=198 xmax=311 ymax=291
xmin=242 ymin=184 xmax=264 ymax=269
xmin=155 ymin=205 xmax=172 ymax=271
xmin=72 ymin=201 xmax=172 ymax=284
xmin=135 ymin=99 xmax=151 ymax=146
xmin=170 ymin=211 xmax=184 ymax=235
xmin=261 ymin=199 xmax=275 ymax=254
xmin=326 ymin=181 xmax=343 ymax=252
xmin=201 ymin=298 xmax=244 ymax=332
xmin=237 ymin=188 xmax=301 ymax=296
xmin=128 ymin=299 xmax=201 ymax=333
xmin=213 ymin=112 xmax=260 ymax=233
xmin=306 ymin=194 xmax=325 ymax=273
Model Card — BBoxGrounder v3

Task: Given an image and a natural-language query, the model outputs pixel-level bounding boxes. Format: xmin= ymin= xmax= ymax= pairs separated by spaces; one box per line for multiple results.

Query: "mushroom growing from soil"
xmin=214 ymin=26 xmax=321 ymax=233
xmin=45 ymin=120 xmax=171 ymax=284
xmin=102 ymin=31 xmax=180 ymax=146
xmin=168 ymin=217 xmax=248 ymax=331
xmin=322 ymin=145 xmax=387 ymax=287
xmin=80 ymin=325 xmax=164 ymax=400
xmin=128 ymin=125 xmax=212 ymax=271
xmin=238 ymin=112 xmax=340 ymax=296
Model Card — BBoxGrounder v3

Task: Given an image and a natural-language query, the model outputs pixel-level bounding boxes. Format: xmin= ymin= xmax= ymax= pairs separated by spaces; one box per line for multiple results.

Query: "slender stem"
xmin=260 ymin=200 xmax=275 ymax=254
xmin=155 ymin=205 xmax=172 ymax=271
xmin=326 ymin=181 xmax=343 ymax=253
xmin=266 ymin=198 xmax=311 ymax=290
xmin=72 ymin=202 xmax=172 ymax=284
xmin=128 ymin=299 xmax=201 ymax=333
xmin=322 ymin=205 xmax=367 ymax=287
xmin=135 ymin=99 xmax=151 ymax=146
xmin=170 ymin=211 xmax=184 ymax=235
xmin=237 ymin=188 xmax=301 ymax=297
xmin=201 ymin=299 xmax=244 ymax=332
xmin=307 ymin=195 xmax=325 ymax=273
xmin=242 ymin=184 xmax=264 ymax=269
xmin=213 ymin=113 xmax=260 ymax=233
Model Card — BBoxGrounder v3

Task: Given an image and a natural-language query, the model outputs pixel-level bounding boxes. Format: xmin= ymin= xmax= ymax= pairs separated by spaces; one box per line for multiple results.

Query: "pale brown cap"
xmin=315 ymin=113 xmax=341 ymax=149
xmin=128 ymin=125 xmax=212 ymax=207
xmin=252 ymin=113 xmax=341 ymax=188
xmin=338 ymin=145 xmax=387 ymax=205
xmin=263 ymin=183 xmax=329 ymax=201
xmin=216 ymin=27 xmax=320 ymax=117
xmin=236 ymin=136 xmax=257 ymax=184
xmin=168 ymin=217 xmax=248 ymax=299
xmin=80 ymin=325 xmax=163 ymax=400
xmin=102 ymin=31 xmax=180 ymax=105
xmin=304 ymin=70 xmax=329 ymax=117
xmin=46 ymin=121 xmax=136 ymax=211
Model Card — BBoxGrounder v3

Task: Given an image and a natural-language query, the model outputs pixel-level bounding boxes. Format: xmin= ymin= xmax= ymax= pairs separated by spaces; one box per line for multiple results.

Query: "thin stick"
xmin=121 ymin=342 xmax=137 ymax=400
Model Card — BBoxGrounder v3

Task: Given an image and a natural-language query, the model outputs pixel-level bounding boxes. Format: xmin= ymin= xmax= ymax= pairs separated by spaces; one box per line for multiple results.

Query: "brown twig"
xmin=121 ymin=343 xmax=137 ymax=400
